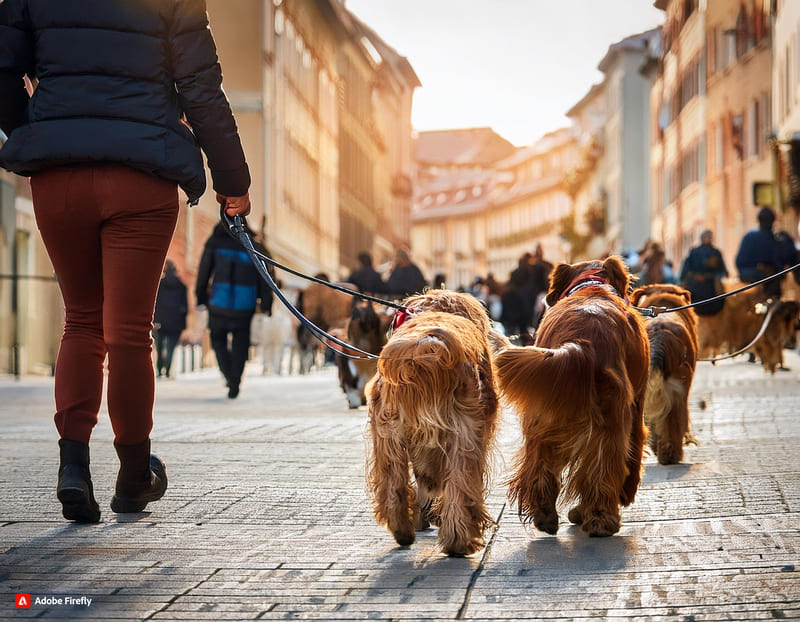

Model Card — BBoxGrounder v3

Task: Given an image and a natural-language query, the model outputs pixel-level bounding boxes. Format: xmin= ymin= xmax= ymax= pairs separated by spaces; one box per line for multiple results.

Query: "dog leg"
xmin=367 ymin=400 xmax=416 ymax=547
xmin=656 ymin=382 xmax=690 ymax=465
xmin=413 ymin=471 xmax=440 ymax=531
xmin=508 ymin=440 xmax=561 ymax=535
xmin=620 ymin=402 xmax=647 ymax=507
xmin=437 ymin=448 xmax=491 ymax=557
xmin=572 ymin=431 xmax=631 ymax=537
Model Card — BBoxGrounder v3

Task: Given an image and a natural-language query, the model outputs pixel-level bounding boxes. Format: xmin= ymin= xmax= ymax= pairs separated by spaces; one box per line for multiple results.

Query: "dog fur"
xmin=696 ymin=282 xmax=800 ymax=372
xmin=752 ymin=299 xmax=800 ymax=373
xmin=630 ymin=283 xmax=699 ymax=465
xmin=494 ymin=256 xmax=650 ymax=537
xmin=365 ymin=289 xmax=500 ymax=556
xmin=336 ymin=300 xmax=389 ymax=408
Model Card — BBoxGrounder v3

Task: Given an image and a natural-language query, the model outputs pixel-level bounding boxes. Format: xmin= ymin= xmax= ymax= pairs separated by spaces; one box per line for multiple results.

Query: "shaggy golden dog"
xmin=695 ymin=281 xmax=763 ymax=360
xmin=696 ymin=282 xmax=799 ymax=372
xmin=752 ymin=299 xmax=800 ymax=373
xmin=365 ymin=289 xmax=500 ymax=556
xmin=630 ymin=284 xmax=699 ymax=465
xmin=494 ymin=256 xmax=650 ymax=537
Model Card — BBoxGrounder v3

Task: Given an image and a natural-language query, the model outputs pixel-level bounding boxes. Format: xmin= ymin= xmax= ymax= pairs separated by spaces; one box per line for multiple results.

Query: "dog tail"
xmin=493 ymin=340 xmax=595 ymax=417
xmin=378 ymin=324 xmax=473 ymax=390
xmin=645 ymin=321 xmax=698 ymax=447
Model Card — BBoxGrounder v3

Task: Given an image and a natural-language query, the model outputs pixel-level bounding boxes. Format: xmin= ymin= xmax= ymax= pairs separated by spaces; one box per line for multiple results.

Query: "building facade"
xmin=0 ymin=0 xmax=418 ymax=375
xmin=772 ymin=0 xmax=800 ymax=237
xmin=651 ymin=0 xmax=776 ymax=269
xmin=411 ymin=127 xmax=577 ymax=290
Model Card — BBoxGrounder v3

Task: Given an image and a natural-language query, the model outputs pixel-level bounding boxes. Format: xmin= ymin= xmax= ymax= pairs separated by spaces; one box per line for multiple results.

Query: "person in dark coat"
xmin=196 ymin=223 xmax=274 ymax=399
xmin=0 ymin=0 xmax=250 ymax=522
xmin=347 ymin=251 xmax=385 ymax=295
xmin=736 ymin=207 xmax=782 ymax=298
xmin=153 ymin=260 xmax=188 ymax=379
xmin=679 ymin=230 xmax=729 ymax=315
xmin=386 ymin=249 xmax=427 ymax=298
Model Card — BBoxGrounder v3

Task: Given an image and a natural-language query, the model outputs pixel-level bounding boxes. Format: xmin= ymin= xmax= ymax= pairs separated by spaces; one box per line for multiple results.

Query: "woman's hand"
xmin=217 ymin=192 xmax=251 ymax=216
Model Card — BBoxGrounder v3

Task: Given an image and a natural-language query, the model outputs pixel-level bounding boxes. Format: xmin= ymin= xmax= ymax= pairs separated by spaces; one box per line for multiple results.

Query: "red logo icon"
xmin=15 ymin=594 xmax=31 ymax=608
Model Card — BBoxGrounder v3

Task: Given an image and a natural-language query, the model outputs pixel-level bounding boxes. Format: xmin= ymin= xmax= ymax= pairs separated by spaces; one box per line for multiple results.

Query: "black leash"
xmin=220 ymin=208 xmax=382 ymax=360
xmin=632 ymin=262 xmax=800 ymax=317
xmin=696 ymin=302 xmax=777 ymax=363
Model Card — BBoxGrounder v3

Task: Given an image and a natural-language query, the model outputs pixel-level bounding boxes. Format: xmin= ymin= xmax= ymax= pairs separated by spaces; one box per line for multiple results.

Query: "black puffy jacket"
xmin=0 ymin=0 xmax=249 ymax=202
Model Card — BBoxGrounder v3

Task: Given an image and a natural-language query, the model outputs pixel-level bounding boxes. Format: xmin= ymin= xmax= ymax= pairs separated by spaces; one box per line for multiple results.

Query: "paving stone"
xmin=1 ymin=353 xmax=799 ymax=620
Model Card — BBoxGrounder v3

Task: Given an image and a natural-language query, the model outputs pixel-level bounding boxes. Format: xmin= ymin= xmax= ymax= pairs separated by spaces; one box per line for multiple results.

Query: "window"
xmin=746 ymin=100 xmax=757 ymax=159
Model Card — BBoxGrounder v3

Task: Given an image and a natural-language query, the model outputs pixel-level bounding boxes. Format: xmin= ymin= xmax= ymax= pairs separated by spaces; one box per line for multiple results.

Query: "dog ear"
xmin=545 ymin=263 xmax=576 ymax=307
xmin=602 ymin=256 xmax=632 ymax=299
xmin=678 ymin=286 xmax=693 ymax=305
xmin=629 ymin=286 xmax=647 ymax=307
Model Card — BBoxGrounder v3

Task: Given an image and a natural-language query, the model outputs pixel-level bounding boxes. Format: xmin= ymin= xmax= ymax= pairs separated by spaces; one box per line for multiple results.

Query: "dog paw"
xmin=533 ymin=508 xmax=559 ymax=535
xmin=443 ymin=536 xmax=485 ymax=557
xmin=415 ymin=516 xmax=431 ymax=531
xmin=391 ymin=528 xmax=416 ymax=547
xmin=656 ymin=444 xmax=682 ymax=465
xmin=581 ymin=511 xmax=620 ymax=537
xmin=567 ymin=506 xmax=584 ymax=525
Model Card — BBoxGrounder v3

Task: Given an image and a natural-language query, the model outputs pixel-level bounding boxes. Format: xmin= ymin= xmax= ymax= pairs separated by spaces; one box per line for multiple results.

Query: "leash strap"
xmin=220 ymin=208 xmax=379 ymax=360
xmin=633 ymin=262 xmax=800 ymax=317
xmin=696 ymin=302 xmax=778 ymax=363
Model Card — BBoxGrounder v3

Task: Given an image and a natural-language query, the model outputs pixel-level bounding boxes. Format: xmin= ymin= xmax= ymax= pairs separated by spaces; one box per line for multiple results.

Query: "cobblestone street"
xmin=1 ymin=351 xmax=799 ymax=620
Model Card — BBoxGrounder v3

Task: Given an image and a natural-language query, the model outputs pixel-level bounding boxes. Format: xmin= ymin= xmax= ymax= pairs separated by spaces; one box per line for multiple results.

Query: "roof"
xmin=598 ymin=28 xmax=660 ymax=72
xmin=414 ymin=128 xmax=518 ymax=167
xmin=566 ymin=82 xmax=606 ymax=118
xmin=495 ymin=127 xmax=574 ymax=169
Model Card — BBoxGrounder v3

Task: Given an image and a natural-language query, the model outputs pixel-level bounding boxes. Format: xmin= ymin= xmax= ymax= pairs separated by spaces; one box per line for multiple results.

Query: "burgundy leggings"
xmin=30 ymin=165 xmax=179 ymax=445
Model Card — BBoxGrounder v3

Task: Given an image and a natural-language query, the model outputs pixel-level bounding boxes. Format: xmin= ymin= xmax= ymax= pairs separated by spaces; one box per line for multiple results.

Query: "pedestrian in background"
xmin=679 ymin=230 xmax=728 ymax=316
xmin=0 ymin=0 xmax=251 ymax=522
xmin=386 ymin=248 xmax=427 ymax=298
xmin=347 ymin=251 xmax=385 ymax=295
xmin=153 ymin=260 xmax=188 ymax=380
xmin=736 ymin=207 xmax=782 ymax=298
xmin=637 ymin=241 xmax=675 ymax=286
xmin=196 ymin=222 xmax=273 ymax=399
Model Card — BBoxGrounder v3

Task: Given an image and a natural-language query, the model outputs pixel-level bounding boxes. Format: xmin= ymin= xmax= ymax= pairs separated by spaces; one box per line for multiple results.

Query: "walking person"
xmin=386 ymin=249 xmax=427 ymax=298
xmin=154 ymin=260 xmax=189 ymax=380
xmin=196 ymin=223 xmax=274 ymax=399
xmin=736 ymin=207 xmax=782 ymax=298
xmin=679 ymin=230 xmax=729 ymax=315
xmin=347 ymin=251 xmax=385 ymax=295
xmin=0 ymin=0 xmax=252 ymax=522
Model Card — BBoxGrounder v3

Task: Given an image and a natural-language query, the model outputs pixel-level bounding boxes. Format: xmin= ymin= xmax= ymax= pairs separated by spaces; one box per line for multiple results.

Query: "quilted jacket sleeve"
xmin=0 ymin=0 xmax=33 ymax=136
xmin=168 ymin=0 xmax=250 ymax=197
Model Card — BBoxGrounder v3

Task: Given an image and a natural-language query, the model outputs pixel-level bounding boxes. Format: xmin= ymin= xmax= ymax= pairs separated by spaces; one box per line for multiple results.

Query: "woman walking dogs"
xmin=0 ymin=0 xmax=251 ymax=522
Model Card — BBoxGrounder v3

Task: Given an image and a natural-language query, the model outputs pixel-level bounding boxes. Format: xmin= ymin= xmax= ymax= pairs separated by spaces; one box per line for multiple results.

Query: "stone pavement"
xmin=1 ymin=351 xmax=799 ymax=621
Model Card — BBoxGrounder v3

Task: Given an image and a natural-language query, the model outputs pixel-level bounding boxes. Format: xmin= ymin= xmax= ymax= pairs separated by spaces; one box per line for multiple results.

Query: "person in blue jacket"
xmin=679 ymin=230 xmax=729 ymax=315
xmin=0 ymin=0 xmax=252 ymax=522
xmin=196 ymin=223 xmax=274 ymax=399
xmin=736 ymin=207 xmax=782 ymax=298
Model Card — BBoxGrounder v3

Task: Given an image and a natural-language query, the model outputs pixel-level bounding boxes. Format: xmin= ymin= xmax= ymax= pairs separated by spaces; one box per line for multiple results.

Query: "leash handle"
xmin=219 ymin=207 xmax=380 ymax=360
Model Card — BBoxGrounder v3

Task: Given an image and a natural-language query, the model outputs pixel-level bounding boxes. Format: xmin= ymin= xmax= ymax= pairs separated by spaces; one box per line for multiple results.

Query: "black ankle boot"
xmin=110 ymin=439 xmax=167 ymax=513
xmin=57 ymin=439 xmax=101 ymax=523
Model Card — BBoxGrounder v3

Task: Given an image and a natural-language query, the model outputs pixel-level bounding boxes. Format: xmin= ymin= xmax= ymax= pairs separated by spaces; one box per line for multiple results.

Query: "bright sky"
xmin=346 ymin=0 xmax=665 ymax=147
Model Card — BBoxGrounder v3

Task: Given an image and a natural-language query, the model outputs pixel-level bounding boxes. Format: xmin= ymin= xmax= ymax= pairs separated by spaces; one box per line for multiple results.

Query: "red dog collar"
xmin=560 ymin=267 xmax=626 ymax=302
xmin=391 ymin=308 xmax=418 ymax=330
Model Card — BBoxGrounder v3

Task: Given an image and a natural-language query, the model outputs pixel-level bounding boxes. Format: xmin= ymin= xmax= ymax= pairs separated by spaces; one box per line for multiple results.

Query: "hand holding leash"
xmin=216 ymin=192 xmax=251 ymax=217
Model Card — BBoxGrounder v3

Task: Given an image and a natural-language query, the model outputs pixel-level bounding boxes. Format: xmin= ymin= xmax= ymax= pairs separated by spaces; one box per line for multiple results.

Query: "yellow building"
xmin=652 ymin=0 xmax=773 ymax=266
